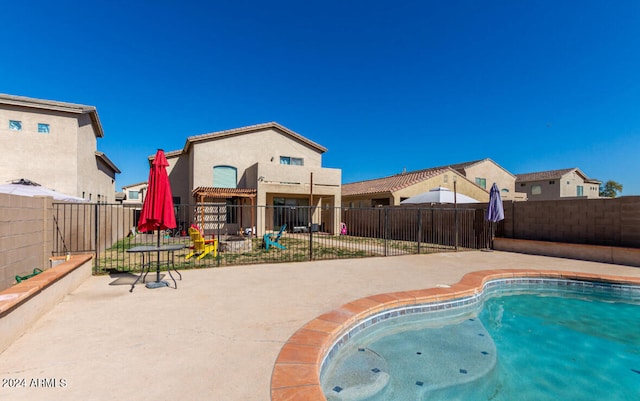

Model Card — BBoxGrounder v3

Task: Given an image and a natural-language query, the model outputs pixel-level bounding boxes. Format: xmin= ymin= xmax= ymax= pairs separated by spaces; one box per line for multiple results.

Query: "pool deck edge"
xmin=270 ymin=269 xmax=640 ymax=401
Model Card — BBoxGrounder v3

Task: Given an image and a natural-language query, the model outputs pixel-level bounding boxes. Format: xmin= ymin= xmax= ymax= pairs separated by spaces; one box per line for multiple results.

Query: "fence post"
xmin=309 ymin=206 xmax=313 ymax=261
xmin=94 ymin=203 xmax=99 ymax=274
xmin=384 ymin=208 xmax=388 ymax=256
xmin=216 ymin=205 xmax=221 ymax=267
xmin=417 ymin=209 xmax=422 ymax=254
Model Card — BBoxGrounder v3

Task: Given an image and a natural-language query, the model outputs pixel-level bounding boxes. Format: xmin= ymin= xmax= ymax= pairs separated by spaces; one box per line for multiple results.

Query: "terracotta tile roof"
xmin=342 ymin=167 xmax=454 ymax=196
xmin=515 ymin=168 xmax=579 ymax=182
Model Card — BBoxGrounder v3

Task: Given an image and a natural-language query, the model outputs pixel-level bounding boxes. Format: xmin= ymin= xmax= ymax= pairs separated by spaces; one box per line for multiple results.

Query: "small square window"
xmin=9 ymin=120 xmax=22 ymax=131
xmin=475 ymin=177 xmax=486 ymax=189
xmin=38 ymin=123 xmax=50 ymax=133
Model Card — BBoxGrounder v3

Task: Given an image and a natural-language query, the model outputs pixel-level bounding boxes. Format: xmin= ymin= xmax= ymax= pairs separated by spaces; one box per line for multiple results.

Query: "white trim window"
xmin=9 ymin=120 xmax=22 ymax=131
xmin=280 ymin=156 xmax=303 ymax=166
xmin=38 ymin=123 xmax=50 ymax=133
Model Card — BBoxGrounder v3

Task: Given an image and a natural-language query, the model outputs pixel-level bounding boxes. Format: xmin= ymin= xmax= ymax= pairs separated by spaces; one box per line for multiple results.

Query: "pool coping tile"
xmin=270 ymin=269 xmax=640 ymax=401
xmin=271 ymin=363 xmax=319 ymax=389
xmin=271 ymin=384 xmax=325 ymax=401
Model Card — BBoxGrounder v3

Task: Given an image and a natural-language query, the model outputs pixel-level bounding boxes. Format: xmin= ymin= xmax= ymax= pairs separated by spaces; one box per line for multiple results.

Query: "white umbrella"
xmin=0 ymin=180 xmax=88 ymax=203
xmin=400 ymin=187 xmax=479 ymax=205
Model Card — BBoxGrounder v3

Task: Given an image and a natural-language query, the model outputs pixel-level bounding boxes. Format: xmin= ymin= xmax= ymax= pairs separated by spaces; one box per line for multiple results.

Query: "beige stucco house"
xmin=448 ymin=159 xmax=525 ymax=201
xmin=516 ymin=168 xmax=601 ymax=200
xmin=0 ymin=94 xmax=120 ymax=202
xmin=161 ymin=122 xmax=342 ymax=235
xmin=121 ymin=181 xmax=147 ymax=207
xmin=342 ymin=159 xmax=522 ymax=207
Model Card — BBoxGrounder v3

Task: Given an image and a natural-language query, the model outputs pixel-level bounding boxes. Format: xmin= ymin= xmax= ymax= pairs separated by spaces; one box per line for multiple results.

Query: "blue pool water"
xmin=321 ymin=281 xmax=640 ymax=400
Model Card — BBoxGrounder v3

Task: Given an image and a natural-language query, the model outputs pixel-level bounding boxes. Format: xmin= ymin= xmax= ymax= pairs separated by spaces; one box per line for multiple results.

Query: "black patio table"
xmin=126 ymin=244 xmax=185 ymax=292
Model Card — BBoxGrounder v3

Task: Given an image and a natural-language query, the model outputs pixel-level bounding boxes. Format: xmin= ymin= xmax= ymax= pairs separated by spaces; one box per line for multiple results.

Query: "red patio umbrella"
xmin=137 ymin=149 xmax=176 ymax=287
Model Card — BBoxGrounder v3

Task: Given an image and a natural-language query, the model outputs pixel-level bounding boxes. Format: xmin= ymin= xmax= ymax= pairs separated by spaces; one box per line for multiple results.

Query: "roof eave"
xmin=183 ymin=122 xmax=327 ymax=154
xmin=95 ymin=151 xmax=121 ymax=174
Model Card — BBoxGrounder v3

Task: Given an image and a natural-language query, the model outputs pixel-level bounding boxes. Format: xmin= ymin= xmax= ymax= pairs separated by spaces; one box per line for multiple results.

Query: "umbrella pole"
xmin=157 ymin=229 xmax=161 ymax=282
xmin=146 ymin=227 xmax=168 ymax=288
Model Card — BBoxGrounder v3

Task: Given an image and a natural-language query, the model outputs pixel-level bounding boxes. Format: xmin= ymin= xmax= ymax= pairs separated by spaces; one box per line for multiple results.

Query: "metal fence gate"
xmin=52 ymin=203 xmax=493 ymax=274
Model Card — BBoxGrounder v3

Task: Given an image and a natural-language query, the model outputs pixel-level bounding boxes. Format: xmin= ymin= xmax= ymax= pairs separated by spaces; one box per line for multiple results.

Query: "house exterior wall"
xmin=166 ymin=154 xmax=190 ymax=205
xmin=0 ymin=97 xmax=118 ymax=202
xmin=463 ymin=160 xmax=516 ymax=195
xmin=0 ymin=105 xmax=79 ymax=195
xmin=189 ymin=128 xmax=323 ymax=190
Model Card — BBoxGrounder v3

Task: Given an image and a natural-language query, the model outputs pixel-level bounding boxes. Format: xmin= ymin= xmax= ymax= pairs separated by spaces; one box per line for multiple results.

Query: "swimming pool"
xmin=320 ymin=278 xmax=640 ymax=400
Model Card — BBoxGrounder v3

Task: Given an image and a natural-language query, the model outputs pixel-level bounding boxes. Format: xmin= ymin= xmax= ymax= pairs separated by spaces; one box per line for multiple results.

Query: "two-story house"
xmin=160 ymin=122 xmax=341 ymax=235
xmin=121 ymin=181 xmax=147 ymax=207
xmin=515 ymin=168 xmax=601 ymax=200
xmin=0 ymin=94 xmax=120 ymax=202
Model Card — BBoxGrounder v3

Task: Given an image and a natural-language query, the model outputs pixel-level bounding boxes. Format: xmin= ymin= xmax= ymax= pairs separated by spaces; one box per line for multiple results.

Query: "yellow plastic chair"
xmin=185 ymin=227 xmax=218 ymax=260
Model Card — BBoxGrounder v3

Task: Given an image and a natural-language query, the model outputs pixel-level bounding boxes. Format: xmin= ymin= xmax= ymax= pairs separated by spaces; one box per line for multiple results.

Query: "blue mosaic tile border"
xmin=320 ymin=277 xmax=640 ymax=379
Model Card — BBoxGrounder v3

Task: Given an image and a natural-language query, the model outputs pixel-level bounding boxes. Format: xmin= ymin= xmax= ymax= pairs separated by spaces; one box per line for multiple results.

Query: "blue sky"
xmin=2 ymin=1 xmax=639 ymax=194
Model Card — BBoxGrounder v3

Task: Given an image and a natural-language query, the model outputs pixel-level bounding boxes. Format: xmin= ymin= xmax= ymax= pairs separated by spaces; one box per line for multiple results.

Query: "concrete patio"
xmin=0 ymin=251 xmax=639 ymax=401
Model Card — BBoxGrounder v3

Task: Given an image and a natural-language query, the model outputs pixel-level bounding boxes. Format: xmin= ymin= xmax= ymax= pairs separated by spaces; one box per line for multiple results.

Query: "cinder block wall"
xmin=0 ymin=194 xmax=53 ymax=291
xmin=501 ymin=196 xmax=640 ymax=247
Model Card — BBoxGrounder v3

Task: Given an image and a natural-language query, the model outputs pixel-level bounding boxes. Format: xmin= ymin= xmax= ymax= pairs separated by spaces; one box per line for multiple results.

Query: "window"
xmin=549 ymin=180 xmax=555 ymax=184
xmin=280 ymin=156 xmax=304 ymax=166
xmin=520 ymin=183 xmax=526 ymax=187
xmin=128 ymin=191 xmax=139 ymax=200
xmin=213 ymin=166 xmax=237 ymax=188
xmin=531 ymin=185 xmax=542 ymax=195
xmin=475 ymin=177 xmax=486 ymax=189
xmin=577 ymin=186 xmax=584 ymax=196
xmin=9 ymin=120 xmax=22 ymax=131
xmin=501 ymin=188 xmax=510 ymax=193
xmin=38 ymin=123 xmax=50 ymax=133
xmin=226 ymin=199 xmax=237 ymax=223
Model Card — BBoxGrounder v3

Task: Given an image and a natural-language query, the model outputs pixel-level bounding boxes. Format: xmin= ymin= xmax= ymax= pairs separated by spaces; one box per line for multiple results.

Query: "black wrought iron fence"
xmin=52 ymin=203 xmax=492 ymax=274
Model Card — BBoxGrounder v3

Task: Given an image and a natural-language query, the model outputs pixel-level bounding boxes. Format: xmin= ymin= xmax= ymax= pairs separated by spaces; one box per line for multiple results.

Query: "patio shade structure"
xmin=485 ymin=182 xmax=505 ymax=249
xmin=192 ymin=187 xmax=257 ymax=236
xmin=400 ymin=187 xmax=480 ymax=205
xmin=0 ymin=179 xmax=88 ymax=202
xmin=137 ymin=149 xmax=176 ymax=288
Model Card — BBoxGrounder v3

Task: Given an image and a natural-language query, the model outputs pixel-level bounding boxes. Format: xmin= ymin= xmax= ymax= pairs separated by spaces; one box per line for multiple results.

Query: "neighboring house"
xmin=121 ymin=182 xmax=148 ymax=207
xmin=342 ymin=166 xmax=489 ymax=207
xmin=515 ymin=168 xmax=601 ymax=200
xmin=160 ymin=122 xmax=342 ymax=235
xmin=447 ymin=158 xmax=526 ymax=201
xmin=342 ymin=158 xmax=523 ymax=207
xmin=0 ymin=94 xmax=120 ymax=202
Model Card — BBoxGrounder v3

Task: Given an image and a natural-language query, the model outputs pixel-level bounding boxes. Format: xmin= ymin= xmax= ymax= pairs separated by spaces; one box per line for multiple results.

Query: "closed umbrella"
xmin=485 ymin=183 xmax=504 ymax=249
xmin=137 ymin=149 xmax=176 ymax=288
